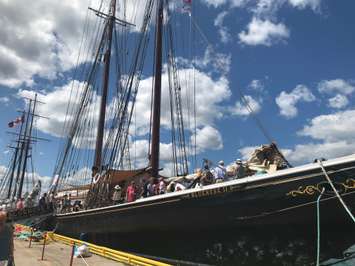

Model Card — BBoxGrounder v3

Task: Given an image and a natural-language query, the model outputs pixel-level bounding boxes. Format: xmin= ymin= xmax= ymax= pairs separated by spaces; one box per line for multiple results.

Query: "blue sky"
xmin=0 ymin=0 xmax=355 ymax=186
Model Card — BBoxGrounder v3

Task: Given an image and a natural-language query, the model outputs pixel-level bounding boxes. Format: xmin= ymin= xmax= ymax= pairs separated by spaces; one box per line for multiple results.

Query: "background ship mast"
xmin=0 ymin=94 xmax=49 ymax=201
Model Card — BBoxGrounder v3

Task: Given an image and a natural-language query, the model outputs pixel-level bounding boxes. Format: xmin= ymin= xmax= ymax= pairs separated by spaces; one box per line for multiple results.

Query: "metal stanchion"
xmin=69 ymin=241 xmax=75 ymax=266
xmin=40 ymin=232 xmax=47 ymax=260
xmin=28 ymin=227 xmax=33 ymax=248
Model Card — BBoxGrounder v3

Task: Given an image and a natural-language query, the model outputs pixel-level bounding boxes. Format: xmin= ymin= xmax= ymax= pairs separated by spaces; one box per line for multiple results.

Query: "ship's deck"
xmin=57 ymin=153 xmax=355 ymax=218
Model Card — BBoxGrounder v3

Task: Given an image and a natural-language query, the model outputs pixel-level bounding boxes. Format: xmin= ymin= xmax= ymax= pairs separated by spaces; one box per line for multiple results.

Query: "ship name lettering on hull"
xmin=183 ymin=185 xmax=241 ymax=199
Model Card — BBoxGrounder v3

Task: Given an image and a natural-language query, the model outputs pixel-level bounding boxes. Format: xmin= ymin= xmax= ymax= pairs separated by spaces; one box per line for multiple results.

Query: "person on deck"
xmin=147 ymin=178 xmax=155 ymax=197
xmin=126 ymin=181 xmax=136 ymax=202
xmin=213 ymin=161 xmax=226 ymax=183
xmin=158 ymin=177 xmax=166 ymax=194
xmin=234 ymin=159 xmax=246 ymax=178
xmin=112 ymin=185 xmax=122 ymax=204
xmin=175 ymin=182 xmax=186 ymax=191
xmin=142 ymin=179 xmax=149 ymax=198
xmin=39 ymin=193 xmax=47 ymax=211
xmin=16 ymin=198 xmax=25 ymax=210
xmin=47 ymin=192 xmax=55 ymax=211
xmin=61 ymin=194 xmax=70 ymax=213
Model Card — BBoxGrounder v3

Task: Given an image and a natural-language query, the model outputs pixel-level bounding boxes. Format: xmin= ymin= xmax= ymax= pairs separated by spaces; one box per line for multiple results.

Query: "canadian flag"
xmin=8 ymin=115 xmax=24 ymax=128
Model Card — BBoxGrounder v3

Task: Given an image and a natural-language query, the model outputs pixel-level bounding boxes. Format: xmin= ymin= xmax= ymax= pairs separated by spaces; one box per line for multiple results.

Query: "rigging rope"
xmin=316 ymin=187 xmax=325 ymax=266
xmin=317 ymin=160 xmax=355 ymax=223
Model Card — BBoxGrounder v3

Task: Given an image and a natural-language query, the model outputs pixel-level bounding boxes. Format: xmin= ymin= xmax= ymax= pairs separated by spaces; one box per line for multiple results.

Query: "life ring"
xmin=93 ymin=173 xmax=101 ymax=184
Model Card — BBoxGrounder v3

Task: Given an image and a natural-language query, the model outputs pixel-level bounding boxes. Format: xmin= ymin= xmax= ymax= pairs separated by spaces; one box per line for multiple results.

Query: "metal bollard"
xmin=28 ymin=227 xmax=33 ymax=248
xmin=69 ymin=242 xmax=75 ymax=266
xmin=41 ymin=232 xmax=47 ymax=260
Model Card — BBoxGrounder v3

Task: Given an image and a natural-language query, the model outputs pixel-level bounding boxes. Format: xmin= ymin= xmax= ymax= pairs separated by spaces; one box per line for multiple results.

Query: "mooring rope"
xmin=317 ymin=160 xmax=355 ymax=223
xmin=316 ymin=187 xmax=325 ymax=266
xmin=79 ymin=254 xmax=90 ymax=266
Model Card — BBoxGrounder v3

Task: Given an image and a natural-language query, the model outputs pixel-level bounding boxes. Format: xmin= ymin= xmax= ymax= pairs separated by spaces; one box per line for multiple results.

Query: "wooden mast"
xmin=150 ymin=0 xmax=164 ymax=178
xmin=93 ymin=0 xmax=116 ymax=172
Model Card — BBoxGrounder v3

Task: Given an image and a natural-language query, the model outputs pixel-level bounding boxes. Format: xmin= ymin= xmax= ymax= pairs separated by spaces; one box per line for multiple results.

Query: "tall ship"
xmin=51 ymin=0 xmax=355 ymax=236
xmin=0 ymin=95 xmax=50 ymax=219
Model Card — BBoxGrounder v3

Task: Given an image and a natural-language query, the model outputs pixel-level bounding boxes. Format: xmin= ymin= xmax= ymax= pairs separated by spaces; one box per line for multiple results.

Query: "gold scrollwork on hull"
xmin=343 ymin=179 xmax=355 ymax=190
xmin=286 ymin=178 xmax=355 ymax=197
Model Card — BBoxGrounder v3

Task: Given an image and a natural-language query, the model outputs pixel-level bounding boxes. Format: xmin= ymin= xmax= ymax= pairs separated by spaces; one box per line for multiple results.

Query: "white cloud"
xmin=252 ymin=0 xmax=284 ymax=18
xmin=248 ymin=79 xmax=264 ymax=91
xmin=328 ymin=94 xmax=349 ymax=109
xmin=17 ymin=80 xmax=90 ymax=137
xmin=298 ymin=109 xmax=355 ymax=142
xmin=286 ymin=141 xmax=355 ymax=165
xmin=214 ymin=11 xmax=232 ymax=43
xmin=191 ymin=126 xmax=223 ymax=153
xmin=133 ymin=67 xmax=231 ymax=136
xmin=275 ymin=84 xmax=315 ymax=118
xmin=238 ymin=145 xmax=258 ymax=160
xmin=239 ymin=18 xmax=290 ymax=46
xmin=318 ymin=79 xmax=355 ymax=95
xmin=17 ymin=62 xmax=231 ymax=164
xmin=201 ymin=0 xmax=227 ymax=8
xmin=0 ymin=96 xmax=10 ymax=105
xmin=202 ymin=0 xmax=321 ymax=12
xmin=194 ymin=46 xmax=231 ymax=75
xmin=201 ymin=0 xmax=251 ymax=8
xmin=0 ymin=0 xmax=148 ymax=88
xmin=0 ymin=0 xmax=90 ymax=87
xmin=230 ymin=95 xmax=262 ymax=116
xmin=288 ymin=0 xmax=321 ymax=11
xmin=252 ymin=0 xmax=321 ymax=18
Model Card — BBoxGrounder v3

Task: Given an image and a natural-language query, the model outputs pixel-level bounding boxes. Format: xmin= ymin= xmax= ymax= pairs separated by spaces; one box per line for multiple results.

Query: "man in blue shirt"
xmin=213 ymin=160 xmax=226 ymax=183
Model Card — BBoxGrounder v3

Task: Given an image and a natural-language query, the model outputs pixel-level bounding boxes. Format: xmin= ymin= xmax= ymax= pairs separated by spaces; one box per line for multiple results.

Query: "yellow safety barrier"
xmin=14 ymin=224 xmax=169 ymax=266
xmin=46 ymin=232 xmax=171 ymax=266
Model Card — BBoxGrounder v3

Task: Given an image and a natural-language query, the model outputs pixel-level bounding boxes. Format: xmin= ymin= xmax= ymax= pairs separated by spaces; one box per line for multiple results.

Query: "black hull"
xmin=56 ymin=156 xmax=355 ymax=236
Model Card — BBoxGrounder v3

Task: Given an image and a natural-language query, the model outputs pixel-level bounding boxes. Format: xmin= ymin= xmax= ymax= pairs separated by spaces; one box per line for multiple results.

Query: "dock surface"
xmin=14 ymin=239 xmax=126 ymax=266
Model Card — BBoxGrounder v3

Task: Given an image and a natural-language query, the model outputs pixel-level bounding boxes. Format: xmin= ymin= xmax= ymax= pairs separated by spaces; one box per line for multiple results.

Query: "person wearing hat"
xmin=235 ymin=159 xmax=246 ymax=179
xmin=112 ymin=185 xmax=122 ymax=205
xmin=213 ymin=160 xmax=226 ymax=183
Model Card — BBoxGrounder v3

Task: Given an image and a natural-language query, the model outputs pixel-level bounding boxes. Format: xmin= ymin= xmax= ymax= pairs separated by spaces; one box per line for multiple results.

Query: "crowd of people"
xmin=109 ymin=158 xmax=251 ymax=205
xmin=6 ymin=159 xmax=253 ymax=213
xmin=57 ymin=194 xmax=84 ymax=213
xmin=11 ymin=192 xmax=55 ymax=212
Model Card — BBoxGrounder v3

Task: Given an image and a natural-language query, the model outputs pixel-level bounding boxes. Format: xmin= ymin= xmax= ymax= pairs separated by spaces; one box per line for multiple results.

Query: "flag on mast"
xmin=8 ymin=115 xmax=24 ymax=128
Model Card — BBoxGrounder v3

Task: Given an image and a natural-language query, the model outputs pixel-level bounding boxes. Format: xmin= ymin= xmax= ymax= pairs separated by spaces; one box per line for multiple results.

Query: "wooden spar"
xmin=18 ymin=94 xmax=37 ymax=199
xmin=150 ymin=0 xmax=164 ymax=178
xmin=93 ymin=0 xmax=116 ymax=171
